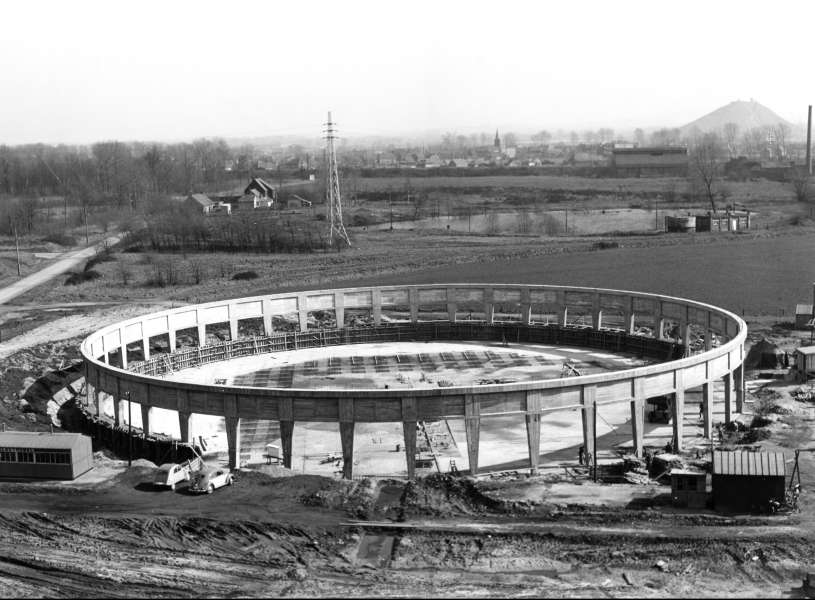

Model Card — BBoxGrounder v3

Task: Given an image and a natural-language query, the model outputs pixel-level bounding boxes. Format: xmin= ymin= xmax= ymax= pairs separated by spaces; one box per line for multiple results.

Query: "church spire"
xmin=494 ymin=129 xmax=501 ymax=150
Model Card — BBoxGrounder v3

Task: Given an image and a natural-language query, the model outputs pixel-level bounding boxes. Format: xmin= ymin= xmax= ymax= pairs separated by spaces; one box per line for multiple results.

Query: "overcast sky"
xmin=1 ymin=0 xmax=811 ymax=145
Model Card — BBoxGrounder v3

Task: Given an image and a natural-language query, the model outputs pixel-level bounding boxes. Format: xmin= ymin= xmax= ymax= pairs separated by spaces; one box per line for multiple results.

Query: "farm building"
xmin=185 ymin=193 xmax=215 ymax=214
xmin=795 ymin=346 xmax=815 ymax=382
xmin=612 ymin=146 xmax=688 ymax=177
xmin=244 ymin=177 xmax=277 ymax=204
xmin=286 ymin=194 xmax=313 ymax=209
xmin=695 ymin=210 xmax=751 ymax=232
xmin=670 ymin=469 xmax=708 ymax=508
xmin=795 ymin=304 xmax=813 ymax=330
xmin=712 ymin=450 xmax=786 ymax=513
xmin=0 ymin=431 xmax=93 ymax=480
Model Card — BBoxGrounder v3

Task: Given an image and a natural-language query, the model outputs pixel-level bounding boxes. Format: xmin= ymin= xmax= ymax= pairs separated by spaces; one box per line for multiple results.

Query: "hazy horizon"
xmin=1 ymin=0 xmax=811 ymax=146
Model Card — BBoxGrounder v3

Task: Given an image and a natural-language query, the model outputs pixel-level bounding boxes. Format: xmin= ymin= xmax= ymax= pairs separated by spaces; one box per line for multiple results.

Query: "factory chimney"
xmin=807 ymin=105 xmax=812 ymax=176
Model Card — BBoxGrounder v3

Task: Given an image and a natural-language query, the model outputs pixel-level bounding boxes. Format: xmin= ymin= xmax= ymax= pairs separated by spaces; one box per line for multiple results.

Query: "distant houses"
xmin=612 ymin=146 xmax=688 ymax=177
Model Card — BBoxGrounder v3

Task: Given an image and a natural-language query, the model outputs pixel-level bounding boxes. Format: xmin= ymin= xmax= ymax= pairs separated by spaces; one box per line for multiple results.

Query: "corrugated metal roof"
xmin=712 ymin=450 xmax=786 ymax=477
xmin=0 ymin=432 xmax=89 ymax=451
xmin=796 ymin=304 xmax=813 ymax=315
xmin=796 ymin=346 xmax=815 ymax=356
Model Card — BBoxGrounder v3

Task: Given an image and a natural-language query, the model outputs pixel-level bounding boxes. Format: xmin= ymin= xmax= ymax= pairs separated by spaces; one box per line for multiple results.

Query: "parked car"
xmin=189 ymin=468 xmax=233 ymax=494
xmin=153 ymin=456 xmax=202 ymax=491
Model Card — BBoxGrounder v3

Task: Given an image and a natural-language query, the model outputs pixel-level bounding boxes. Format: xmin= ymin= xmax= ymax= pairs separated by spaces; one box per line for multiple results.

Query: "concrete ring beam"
xmin=81 ymin=284 xmax=747 ymax=478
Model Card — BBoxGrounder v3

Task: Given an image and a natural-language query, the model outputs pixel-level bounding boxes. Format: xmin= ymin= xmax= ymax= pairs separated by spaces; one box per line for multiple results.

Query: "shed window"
xmin=34 ymin=451 xmax=71 ymax=464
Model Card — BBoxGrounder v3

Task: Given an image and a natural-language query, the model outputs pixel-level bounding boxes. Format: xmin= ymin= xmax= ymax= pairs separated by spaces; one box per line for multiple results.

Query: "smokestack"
xmin=807 ymin=105 xmax=812 ymax=176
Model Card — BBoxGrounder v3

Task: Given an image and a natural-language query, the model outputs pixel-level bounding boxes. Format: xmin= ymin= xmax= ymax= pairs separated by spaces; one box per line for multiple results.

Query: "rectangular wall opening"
xmin=107 ymin=349 xmax=123 ymax=368
xmin=308 ymin=309 xmax=336 ymax=329
xmin=125 ymin=340 xmax=145 ymax=363
xmin=149 ymin=333 xmax=171 ymax=355
xmin=175 ymin=327 xmax=199 ymax=350
xmin=205 ymin=321 xmax=231 ymax=345
xmin=380 ymin=289 xmax=411 ymax=323
xmin=344 ymin=308 xmax=373 ymax=327
xmin=238 ymin=317 xmax=265 ymax=339
xmin=272 ymin=312 xmax=300 ymax=332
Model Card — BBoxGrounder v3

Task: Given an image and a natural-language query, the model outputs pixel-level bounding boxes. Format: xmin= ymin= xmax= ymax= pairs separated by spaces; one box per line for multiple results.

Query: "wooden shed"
xmin=795 ymin=346 xmax=815 ymax=382
xmin=712 ymin=450 xmax=786 ymax=513
xmin=0 ymin=432 xmax=93 ymax=480
xmin=670 ymin=469 xmax=709 ymax=508
xmin=795 ymin=304 xmax=813 ymax=330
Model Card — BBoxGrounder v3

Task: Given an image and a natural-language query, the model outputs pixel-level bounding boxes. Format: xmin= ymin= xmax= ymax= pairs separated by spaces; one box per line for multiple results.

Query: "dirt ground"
xmin=5 ymin=228 xmax=815 ymax=596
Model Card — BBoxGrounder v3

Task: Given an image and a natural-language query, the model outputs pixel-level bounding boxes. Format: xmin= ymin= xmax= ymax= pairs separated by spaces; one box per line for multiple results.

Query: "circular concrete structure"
xmin=80 ymin=284 xmax=747 ymax=477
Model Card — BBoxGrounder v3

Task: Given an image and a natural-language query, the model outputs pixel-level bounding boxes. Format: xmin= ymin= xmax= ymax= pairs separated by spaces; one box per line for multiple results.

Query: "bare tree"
xmin=689 ymin=133 xmax=724 ymax=212
xmin=531 ymin=130 xmax=552 ymax=144
xmin=789 ymin=166 xmax=811 ymax=202
xmin=722 ymin=122 xmax=739 ymax=158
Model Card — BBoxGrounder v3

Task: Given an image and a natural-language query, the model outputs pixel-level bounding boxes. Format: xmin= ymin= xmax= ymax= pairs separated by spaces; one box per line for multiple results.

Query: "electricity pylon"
xmin=324 ymin=111 xmax=351 ymax=247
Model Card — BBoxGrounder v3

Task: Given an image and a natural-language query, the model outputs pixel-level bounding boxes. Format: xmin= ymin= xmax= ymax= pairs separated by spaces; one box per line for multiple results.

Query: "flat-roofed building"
xmin=612 ymin=146 xmax=688 ymax=177
xmin=0 ymin=431 xmax=93 ymax=480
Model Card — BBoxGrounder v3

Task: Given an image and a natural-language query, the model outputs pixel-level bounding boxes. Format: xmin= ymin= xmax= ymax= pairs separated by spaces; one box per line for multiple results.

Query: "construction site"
xmin=5 ymin=96 xmax=815 ymax=596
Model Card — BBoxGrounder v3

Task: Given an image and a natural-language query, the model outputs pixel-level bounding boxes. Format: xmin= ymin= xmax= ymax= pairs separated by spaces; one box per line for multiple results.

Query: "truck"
xmin=153 ymin=454 xmax=204 ymax=491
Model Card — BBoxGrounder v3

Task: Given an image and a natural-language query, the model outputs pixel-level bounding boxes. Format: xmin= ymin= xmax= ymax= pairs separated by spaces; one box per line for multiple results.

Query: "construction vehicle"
xmin=153 ymin=448 xmax=204 ymax=490
xmin=647 ymin=395 xmax=672 ymax=424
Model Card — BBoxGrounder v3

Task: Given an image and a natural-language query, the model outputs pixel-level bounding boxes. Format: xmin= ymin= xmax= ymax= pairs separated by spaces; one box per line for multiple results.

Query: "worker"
xmin=699 ymin=402 xmax=704 ymax=419
xmin=578 ymin=445 xmax=585 ymax=465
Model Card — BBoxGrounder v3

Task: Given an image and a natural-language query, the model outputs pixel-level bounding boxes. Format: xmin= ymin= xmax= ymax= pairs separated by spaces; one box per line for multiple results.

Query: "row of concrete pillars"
xmin=87 ymin=367 xmax=743 ymax=479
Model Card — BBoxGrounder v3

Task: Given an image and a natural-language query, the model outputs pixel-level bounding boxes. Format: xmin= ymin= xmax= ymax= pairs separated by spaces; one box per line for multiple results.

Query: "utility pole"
xmin=593 ymin=401 xmax=598 ymax=483
xmin=9 ymin=217 xmax=21 ymax=276
xmin=323 ymin=112 xmax=351 ymax=247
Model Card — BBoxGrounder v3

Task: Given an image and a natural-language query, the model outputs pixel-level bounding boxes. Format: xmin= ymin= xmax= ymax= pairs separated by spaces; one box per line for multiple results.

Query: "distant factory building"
xmin=712 ymin=450 xmax=786 ymax=513
xmin=0 ymin=431 xmax=93 ymax=480
xmin=612 ymin=146 xmax=688 ymax=177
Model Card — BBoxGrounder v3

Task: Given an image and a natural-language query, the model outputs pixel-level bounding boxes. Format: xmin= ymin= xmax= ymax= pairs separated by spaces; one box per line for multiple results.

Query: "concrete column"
xmin=654 ymin=303 xmax=665 ymax=340
xmin=557 ymin=291 xmax=567 ymax=326
xmin=371 ymin=288 xmax=382 ymax=326
xmin=734 ymin=363 xmax=744 ymax=413
xmin=95 ymin=388 xmax=101 ymax=418
xmin=119 ymin=328 xmax=128 ymax=370
xmin=178 ymin=411 xmax=193 ymax=443
xmin=225 ymin=416 xmax=241 ymax=469
xmin=672 ymin=370 xmax=685 ymax=452
xmin=705 ymin=311 xmax=713 ymax=351
xmin=483 ymin=288 xmax=494 ymax=324
xmin=113 ymin=379 xmax=121 ymax=426
xmin=339 ymin=398 xmax=355 ymax=479
xmin=339 ymin=422 xmax=355 ymax=479
xmin=262 ymin=298 xmax=273 ymax=336
xmin=168 ymin=327 xmax=177 ymax=352
xmin=334 ymin=291 xmax=345 ymax=329
xmin=630 ymin=398 xmax=644 ymax=458
xmin=464 ymin=394 xmax=480 ymax=475
xmin=581 ymin=385 xmax=596 ymax=462
xmin=197 ymin=323 xmax=206 ymax=348
xmin=446 ymin=287 xmax=457 ymax=322
xmin=525 ymin=391 xmax=541 ymax=473
xmin=297 ymin=294 xmax=308 ymax=332
xmin=702 ymin=381 xmax=713 ymax=438
xmin=142 ymin=335 xmax=150 ymax=362
xmin=140 ymin=404 xmax=152 ymax=436
xmin=402 ymin=421 xmax=417 ymax=480
xmin=520 ymin=288 xmax=532 ymax=325
xmin=409 ymin=288 xmax=419 ymax=323
xmin=229 ymin=319 xmax=238 ymax=342
xmin=723 ymin=371 xmax=733 ymax=423
xmin=592 ymin=292 xmax=602 ymax=330
xmin=402 ymin=397 xmax=418 ymax=479
xmin=280 ymin=420 xmax=294 ymax=469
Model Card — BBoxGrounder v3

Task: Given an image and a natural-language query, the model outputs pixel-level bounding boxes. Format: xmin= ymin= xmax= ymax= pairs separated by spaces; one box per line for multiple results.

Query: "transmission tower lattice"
xmin=323 ymin=111 xmax=351 ymax=247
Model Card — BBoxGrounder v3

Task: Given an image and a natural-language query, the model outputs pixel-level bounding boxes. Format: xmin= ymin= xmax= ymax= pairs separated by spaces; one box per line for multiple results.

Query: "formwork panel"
xmin=539 ymin=387 xmax=582 ymax=410
xmin=103 ymin=330 xmax=122 ymax=352
xmin=188 ymin=391 xmax=208 ymax=413
xmin=682 ymin=363 xmax=707 ymax=387
xmin=380 ymin=289 xmax=409 ymax=305
xmin=344 ymin=291 xmax=372 ymax=308
xmin=268 ymin=298 xmax=298 ymax=316
xmin=709 ymin=354 xmax=730 ymax=377
xmin=354 ymin=399 xmax=402 ymax=422
xmin=293 ymin=399 xmax=340 ymax=421
xmin=494 ymin=289 xmax=522 ymax=303
xmin=233 ymin=301 xmax=263 ymax=319
xmin=642 ymin=372 xmax=676 ymax=396
xmin=201 ymin=305 xmax=229 ymax=324
xmin=710 ymin=313 xmax=725 ymax=335
xmin=306 ymin=294 xmax=334 ymax=310
xmin=530 ymin=290 xmax=558 ymax=305
xmin=595 ymin=380 xmax=633 ymax=404
xmin=144 ymin=315 xmax=170 ymax=338
xmin=418 ymin=288 xmax=446 ymax=304
xmin=479 ymin=392 xmax=525 ymax=414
